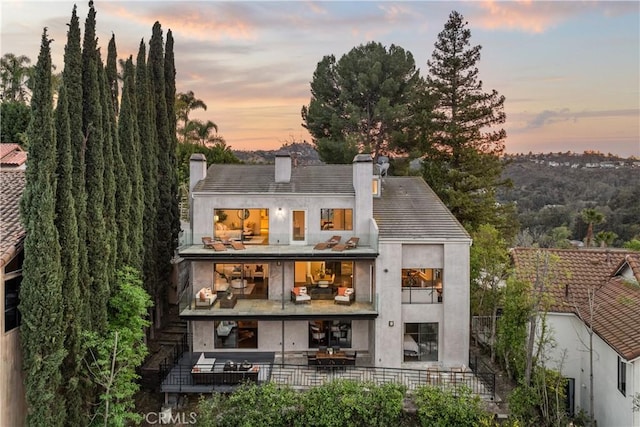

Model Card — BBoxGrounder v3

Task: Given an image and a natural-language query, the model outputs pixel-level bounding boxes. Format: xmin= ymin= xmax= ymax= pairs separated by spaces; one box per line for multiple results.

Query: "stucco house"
xmin=511 ymin=248 xmax=640 ymax=426
xmin=0 ymin=170 xmax=27 ymax=426
xmin=177 ymin=152 xmax=471 ymax=371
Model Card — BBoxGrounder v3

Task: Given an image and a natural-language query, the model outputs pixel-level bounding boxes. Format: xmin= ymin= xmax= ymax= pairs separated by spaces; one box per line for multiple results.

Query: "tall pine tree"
xmin=119 ymin=56 xmax=144 ymax=269
xmin=82 ymin=2 xmax=109 ymax=332
xmin=421 ymin=10 xmax=515 ymax=237
xmin=19 ymin=29 xmax=67 ymax=427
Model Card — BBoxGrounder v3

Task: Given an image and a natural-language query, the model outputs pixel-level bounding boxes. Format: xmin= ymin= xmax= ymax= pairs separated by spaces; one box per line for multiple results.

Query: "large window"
xmin=308 ymin=320 xmax=352 ymax=349
xmin=215 ymin=263 xmax=268 ymax=299
xmin=320 ymin=209 xmax=352 ymax=231
xmin=617 ymin=356 xmax=627 ymax=396
xmin=401 ymin=268 xmax=442 ymax=304
xmin=213 ymin=208 xmax=265 ymax=243
xmin=404 ymin=323 xmax=438 ymax=362
xmin=214 ymin=320 xmax=258 ymax=349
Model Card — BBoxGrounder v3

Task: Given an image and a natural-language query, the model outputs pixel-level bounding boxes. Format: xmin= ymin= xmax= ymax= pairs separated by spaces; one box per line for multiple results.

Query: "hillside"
xmin=499 ymin=153 xmax=640 ymax=245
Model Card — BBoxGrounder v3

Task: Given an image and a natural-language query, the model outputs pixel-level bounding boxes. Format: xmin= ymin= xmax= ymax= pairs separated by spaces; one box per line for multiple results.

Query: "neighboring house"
xmin=178 ymin=152 xmax=470 ymax=370
xmin=0 ymin=170 xmax=26 ymax=426
xmin=511 ymin=248 xmax=640 ymax=426
xmin=0 ymin=143 xmax=27 ymax=170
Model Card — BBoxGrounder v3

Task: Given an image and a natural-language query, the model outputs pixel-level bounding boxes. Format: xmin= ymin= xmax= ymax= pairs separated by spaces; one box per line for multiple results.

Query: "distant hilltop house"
xmin=0 ymin=144 xmax=27 ymax=170
xmin=511 ymin=248 xmax=640 ymax=427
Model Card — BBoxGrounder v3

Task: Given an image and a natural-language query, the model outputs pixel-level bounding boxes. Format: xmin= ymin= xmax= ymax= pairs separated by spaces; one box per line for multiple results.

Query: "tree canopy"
xmin=301 ymin=41 xmax=423 ymax=162
xmin=420 ymin=11 xmax=515 ymax=238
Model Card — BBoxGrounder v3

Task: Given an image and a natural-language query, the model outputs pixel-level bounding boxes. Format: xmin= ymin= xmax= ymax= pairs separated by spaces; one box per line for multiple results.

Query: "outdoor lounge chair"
xmin=202 ymin=236 xmax=216 ymax=249
xmin=332 ymin=236 xmax=359 ymax=251
xmin=314 ymin=235 xmax=341 ymax=250
xmin=230 ymin=241 xmax=246 ymax=250
xmin=211 ymin=242 xmax=227 ymax=251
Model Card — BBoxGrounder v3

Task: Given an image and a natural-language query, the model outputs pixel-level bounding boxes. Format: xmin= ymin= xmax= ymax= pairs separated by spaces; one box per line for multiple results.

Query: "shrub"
xmin=294 ymin=380 xmax=405 ymax=427
xmin=196 ymin=382 xmax=298 ymax=427
xmin=413 ymin=385 xmax=494 ymax=427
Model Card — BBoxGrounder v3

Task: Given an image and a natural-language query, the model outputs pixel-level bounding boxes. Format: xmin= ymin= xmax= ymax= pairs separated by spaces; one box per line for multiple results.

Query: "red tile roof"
xmin=511 ymin=248 xmax=640 ymax=360
xmin=0 ymin=143 xmax=27 ymax=167
xmin=583 ymin=274 xmax=640 ymax=360
xmin=0 ymin=170 xmax=26 ymax=267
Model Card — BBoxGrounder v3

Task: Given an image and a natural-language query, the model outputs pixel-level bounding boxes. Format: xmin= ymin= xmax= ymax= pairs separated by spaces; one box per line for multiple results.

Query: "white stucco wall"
xmin=546 ymin=314 xmax=637 ymax=426
xmin=191 ymin=193 xmax=361 ymax=245
xmin=374 ymin=240 xmax=470 ymax=369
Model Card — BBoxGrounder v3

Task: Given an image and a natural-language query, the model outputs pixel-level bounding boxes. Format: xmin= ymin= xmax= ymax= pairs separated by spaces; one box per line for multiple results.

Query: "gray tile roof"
xmin=0 ymin=170 xmax=25 ymax=266
xmin=373 ymin=177 xmax=470 ymax=240
xmin=194 ymin=164 xmax=355 ymax=194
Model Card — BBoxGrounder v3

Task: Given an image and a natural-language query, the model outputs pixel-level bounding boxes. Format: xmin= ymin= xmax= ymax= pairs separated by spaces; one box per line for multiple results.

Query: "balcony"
xmin=179 ymin=292 xmax=378 ymax=320
xmin=160 ymin=350 xmax=496 ymax=401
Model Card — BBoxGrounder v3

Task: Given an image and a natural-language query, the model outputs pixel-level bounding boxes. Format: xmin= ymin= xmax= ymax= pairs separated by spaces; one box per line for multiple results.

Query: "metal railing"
xmin=160 ymin=360 xmax=495 ymax=400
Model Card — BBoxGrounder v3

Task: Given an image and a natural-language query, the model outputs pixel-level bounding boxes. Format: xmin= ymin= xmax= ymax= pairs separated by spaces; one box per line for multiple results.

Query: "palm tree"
xmin=580 ymin=208 xmax=605 ymax=248
xmin=595 ymin=231 xmax=617 ymax=248
xmin=186 ymin=119 xmax=220 ymax=145
xmin=0 ymin=53 xmax=32 ymax=102
xmin=176 ymin=90 xmax=207 ymax=143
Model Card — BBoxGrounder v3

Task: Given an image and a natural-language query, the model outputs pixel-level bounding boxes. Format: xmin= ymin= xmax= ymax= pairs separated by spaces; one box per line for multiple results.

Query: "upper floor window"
xmin=401 ymin=268 xmax=443 ymax=304
xmin=320 ymin=209 xmax=353 ymax=231
xmin=617 ymin=356 xmax=626 ymax=396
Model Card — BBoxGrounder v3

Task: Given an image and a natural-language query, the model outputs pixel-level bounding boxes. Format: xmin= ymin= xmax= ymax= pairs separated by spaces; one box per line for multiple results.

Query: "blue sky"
xmin=2 ymin=1 xmax=639 ymax=156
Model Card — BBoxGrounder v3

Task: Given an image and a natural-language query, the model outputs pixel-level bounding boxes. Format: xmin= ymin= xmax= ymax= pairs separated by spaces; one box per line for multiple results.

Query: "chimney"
xmin=352 ymin=153 xmax=373 ymax=239
xmin=275 ymin=152 xmax=291 ymax=183
xmin=189 ymin=153 xmax=207 ymax=193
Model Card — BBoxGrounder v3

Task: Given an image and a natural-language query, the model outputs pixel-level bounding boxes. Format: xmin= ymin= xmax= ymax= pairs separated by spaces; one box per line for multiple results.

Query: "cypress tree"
xmin=119 ymin=56 xmax=143 ymax=269
xmin=54 ymin=80 xmax=84 ymax=426
xmin=99 ymin=56 xmax=118 ymax=281
xmin=164 ymin=28 xmax=181 ymax=300
xmin=106 ymin=33 xmax=119 ymax=114
xmin=136 ymin=40 xmax=159 ymax=313
xmin=19 ymin=29 xmax=66 ymax=427
xmin=82 ymin=2 xmax=108 ymax=332
xmin=65 ymin=5 xmax=90 ymax=327
xmin=62 ymin=6 xmax=92 ymax=422
xmin=149 ymin=21 xmax=171 ymax=320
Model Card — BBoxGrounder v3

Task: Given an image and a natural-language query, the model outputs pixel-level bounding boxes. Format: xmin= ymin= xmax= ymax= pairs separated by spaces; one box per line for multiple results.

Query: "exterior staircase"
xmin=140 ymin=305 xmax=188 ymax=391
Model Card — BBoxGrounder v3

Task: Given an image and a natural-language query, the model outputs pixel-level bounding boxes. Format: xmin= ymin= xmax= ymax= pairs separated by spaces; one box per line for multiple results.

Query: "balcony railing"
xmin=401 ymin=287 xmax=443 ymax=304
xmin=160 ymin=352 xmax=495 ymax=400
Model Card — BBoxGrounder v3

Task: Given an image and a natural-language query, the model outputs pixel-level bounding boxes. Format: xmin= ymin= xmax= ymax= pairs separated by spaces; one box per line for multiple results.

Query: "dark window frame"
xmin=320 ymin=208 xmax=353 ymax=231
xmin=403 ymin=322 xmax=438 ymax=362
xmin=617 ymin=356 xmax=626 ymax=396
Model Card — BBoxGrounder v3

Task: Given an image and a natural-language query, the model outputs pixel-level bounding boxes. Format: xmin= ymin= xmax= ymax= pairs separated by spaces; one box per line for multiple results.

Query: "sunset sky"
xmin=2 ymin=1 xmax=639 ymax=157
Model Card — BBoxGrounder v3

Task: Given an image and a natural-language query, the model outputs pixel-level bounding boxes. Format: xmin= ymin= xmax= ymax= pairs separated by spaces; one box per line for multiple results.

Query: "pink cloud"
xmin=474 ymin=0 xmax=593 ymax=33
xmin=101 ymin=3 xmax=256 ymax=41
